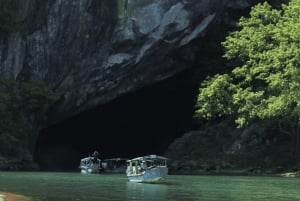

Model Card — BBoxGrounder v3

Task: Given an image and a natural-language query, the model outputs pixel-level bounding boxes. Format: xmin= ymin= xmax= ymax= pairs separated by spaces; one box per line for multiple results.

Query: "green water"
xmin=0 ymin=172 xmax=299 ymax=201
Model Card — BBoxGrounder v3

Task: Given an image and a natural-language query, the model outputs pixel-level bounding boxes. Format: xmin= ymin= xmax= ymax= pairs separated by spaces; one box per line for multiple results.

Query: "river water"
xmin=0 ymin=172 xmax=299 ymax=201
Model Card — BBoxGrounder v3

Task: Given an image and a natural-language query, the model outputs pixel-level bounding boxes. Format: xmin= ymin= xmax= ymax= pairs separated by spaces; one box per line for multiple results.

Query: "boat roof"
xmin=128 ymin=154 xmax=168 ymax=161
xmin=80 ymin=156 xmax=94 ymax=161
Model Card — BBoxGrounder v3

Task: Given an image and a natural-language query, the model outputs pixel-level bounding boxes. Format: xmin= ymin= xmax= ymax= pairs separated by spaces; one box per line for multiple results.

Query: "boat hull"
xmin=127 ymin=166 xmax=168 ymax=183
xmin=80 ymin=166 xmax=100 ymax=174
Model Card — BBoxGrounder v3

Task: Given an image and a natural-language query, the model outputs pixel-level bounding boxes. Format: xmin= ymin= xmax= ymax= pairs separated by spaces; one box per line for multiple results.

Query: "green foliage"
xmin=194 ymin=74 xmax=236 ymax=119
xmin=195 ymin=1 xmax=300 ymax=128
xmin=0 ymin=79 xmax=59 ymax=156
xmin=19 ymin=81 xmax=60 ymax=113
xmin=0 ymin=0 xmax=20 ymax=35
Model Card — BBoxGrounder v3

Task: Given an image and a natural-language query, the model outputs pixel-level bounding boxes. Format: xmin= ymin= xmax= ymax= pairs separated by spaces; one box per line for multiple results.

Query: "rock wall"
xmin=165 ymin=120 xmax=299 ymax=175
xmin=1 ymin=0 xmax=262 ymax=122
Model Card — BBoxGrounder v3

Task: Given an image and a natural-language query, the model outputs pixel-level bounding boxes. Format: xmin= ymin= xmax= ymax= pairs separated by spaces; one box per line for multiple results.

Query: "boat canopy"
xmin=127 ymin=155 xmax=168 ymax=162
xmin=103 ymin=158 xmax=128 ymax=162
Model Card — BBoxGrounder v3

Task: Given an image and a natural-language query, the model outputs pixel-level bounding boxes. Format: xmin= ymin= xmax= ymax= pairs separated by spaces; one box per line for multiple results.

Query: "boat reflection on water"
xmin=126 ymin=182 xmax=168 ymax=201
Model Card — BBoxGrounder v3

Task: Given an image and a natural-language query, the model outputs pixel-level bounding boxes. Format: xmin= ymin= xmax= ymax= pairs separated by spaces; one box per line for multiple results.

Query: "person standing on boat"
xmin=92 ymin=150 xmax=99 ymax=163
xmin=140 ymin=159 xmax=147 ymax=171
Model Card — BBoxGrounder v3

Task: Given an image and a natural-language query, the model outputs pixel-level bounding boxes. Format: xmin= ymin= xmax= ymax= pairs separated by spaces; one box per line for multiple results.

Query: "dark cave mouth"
xmin=34 ymin=67 xmax=202 ymax=171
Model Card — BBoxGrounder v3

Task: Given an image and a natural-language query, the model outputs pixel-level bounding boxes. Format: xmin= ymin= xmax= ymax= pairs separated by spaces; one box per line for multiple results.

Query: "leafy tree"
xmin=194 ymin=1 xmax=300 ymax=156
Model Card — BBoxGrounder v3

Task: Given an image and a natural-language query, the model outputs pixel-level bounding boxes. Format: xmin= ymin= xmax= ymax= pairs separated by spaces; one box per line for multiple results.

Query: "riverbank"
xmin=169 ymin=168 xmax=300 ymax=177
xmin=0 ymin=192 xmax=30 ymax=201
xmin=279 ymin=171 xmax=300 ymax=177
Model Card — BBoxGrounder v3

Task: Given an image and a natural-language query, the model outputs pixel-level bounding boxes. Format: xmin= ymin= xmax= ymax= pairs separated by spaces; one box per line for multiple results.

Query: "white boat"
xmin=126 ymin=155 xmax=168 ymax=183
xmin=101 ymin=158 xmax=128 ymax=173
xmin=79 ymin=156 xmax=101 ymax=174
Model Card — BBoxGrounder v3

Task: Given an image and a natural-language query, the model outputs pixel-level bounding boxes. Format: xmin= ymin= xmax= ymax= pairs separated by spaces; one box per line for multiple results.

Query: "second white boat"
xmin=126 ymin=155 xmax=168 ymax=183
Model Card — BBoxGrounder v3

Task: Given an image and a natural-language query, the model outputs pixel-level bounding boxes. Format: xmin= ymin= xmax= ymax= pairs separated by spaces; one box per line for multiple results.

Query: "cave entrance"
xmin=34 ymin=67 xmax=202 ymax=171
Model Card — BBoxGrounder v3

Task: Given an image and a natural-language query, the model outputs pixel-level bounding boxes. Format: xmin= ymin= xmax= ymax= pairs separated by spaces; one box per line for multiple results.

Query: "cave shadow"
xmin=34 ymin=67 xmax=202 ymax=171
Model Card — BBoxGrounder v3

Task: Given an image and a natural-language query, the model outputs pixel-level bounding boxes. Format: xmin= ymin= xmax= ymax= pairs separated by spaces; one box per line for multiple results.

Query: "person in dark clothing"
xmin=92 ymin=150 xmax=99 ymax=163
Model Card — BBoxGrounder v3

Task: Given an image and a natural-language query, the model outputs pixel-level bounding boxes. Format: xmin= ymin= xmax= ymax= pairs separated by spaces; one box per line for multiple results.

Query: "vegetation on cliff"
xmin=195 ymin=1 xmax=300 ymax=157
xmin=0 ymin=0 xmax=20 ymax=35
xmin=0 ymin=79 xmax=59 ymax=157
